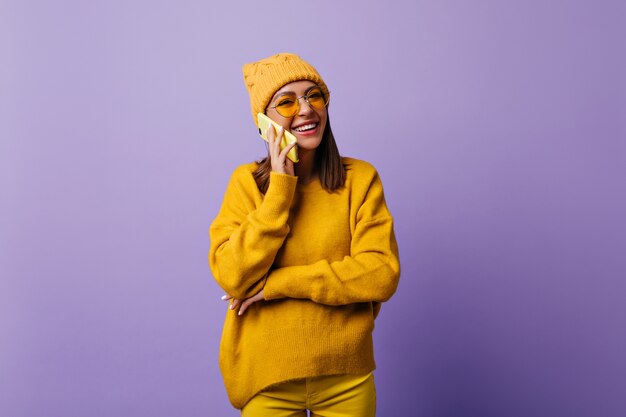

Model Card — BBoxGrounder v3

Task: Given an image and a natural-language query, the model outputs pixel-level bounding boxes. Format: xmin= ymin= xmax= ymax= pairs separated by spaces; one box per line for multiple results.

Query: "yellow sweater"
xmin=209 ymin=157 xmax=400 ymax=409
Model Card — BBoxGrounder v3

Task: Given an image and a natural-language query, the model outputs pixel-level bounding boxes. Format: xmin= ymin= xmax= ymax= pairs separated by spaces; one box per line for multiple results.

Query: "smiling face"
xmin=265 ymin=80 xmax=328 ymax=153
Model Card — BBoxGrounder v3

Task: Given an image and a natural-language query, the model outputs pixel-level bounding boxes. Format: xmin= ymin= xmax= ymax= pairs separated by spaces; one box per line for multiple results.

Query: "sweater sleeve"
xmin=263 ymin=171 xmax=401 ymax=305
xmin=209 ymin=168 xmax=298 ymax=300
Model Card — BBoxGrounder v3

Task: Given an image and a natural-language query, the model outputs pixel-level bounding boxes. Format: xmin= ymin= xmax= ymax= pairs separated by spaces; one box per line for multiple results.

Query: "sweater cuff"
xmin=264 ymin=263 xmax=314 ymax=301
xmin=257 ymin=172 xmax=298 ymax=222
xmin=264 ymin=270 xmax=284 ymax=300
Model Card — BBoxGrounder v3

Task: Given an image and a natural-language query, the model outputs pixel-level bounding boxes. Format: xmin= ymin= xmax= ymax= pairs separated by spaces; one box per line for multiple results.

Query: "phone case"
xmin=257 ymin=113 xmax=299 ymax=163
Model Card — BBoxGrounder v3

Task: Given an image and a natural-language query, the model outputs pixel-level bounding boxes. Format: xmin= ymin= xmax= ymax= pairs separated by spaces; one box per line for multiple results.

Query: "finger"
xmin=239 ymin=294 xmax=262 ymax=315
xmin=266 ymin=123 xmax=275 ymax=142
xmin=269 ymin=126 xmax=289 ymax=172
xmin=230 ymin=299 xmax=242 ymax=311
xmin=272 ymin=126 xmax=285 ymax=156
xmin=279 ymin=140 xmax=297 ymax=160
xmin=238 ymin=299 xmax=251 ymax=316
xmin=275 ymin=126 xmax=285 ymax=142
xmin=267 ymin=124 xmax=278 ymax=150
xmin=221 ymin=295 xmax=232 ymax=301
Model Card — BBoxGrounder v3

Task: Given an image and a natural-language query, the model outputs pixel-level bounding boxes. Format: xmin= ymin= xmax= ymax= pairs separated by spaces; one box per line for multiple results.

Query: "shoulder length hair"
xmin=252 ymin=116 xmax=346 ymax=193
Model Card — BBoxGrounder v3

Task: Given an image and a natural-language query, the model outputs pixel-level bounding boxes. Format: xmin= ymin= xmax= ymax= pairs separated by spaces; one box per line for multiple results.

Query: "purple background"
xmin=2 ymin=1 xmax=625 ymax=416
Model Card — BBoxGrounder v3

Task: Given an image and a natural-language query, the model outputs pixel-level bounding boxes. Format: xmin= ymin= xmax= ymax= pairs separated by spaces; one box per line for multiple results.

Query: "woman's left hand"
xmin=221 ymin=290 xmax=265 ymax=316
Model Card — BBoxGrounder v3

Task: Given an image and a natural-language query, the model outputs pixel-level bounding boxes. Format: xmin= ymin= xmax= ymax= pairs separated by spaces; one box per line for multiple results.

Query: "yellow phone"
xmin=257 ymin=113 xmax=299 ymax=163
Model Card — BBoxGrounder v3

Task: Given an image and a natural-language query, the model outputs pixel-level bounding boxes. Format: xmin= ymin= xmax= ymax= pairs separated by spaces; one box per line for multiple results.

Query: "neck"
xmin=295 ymin=149 xmax=317 ymax=184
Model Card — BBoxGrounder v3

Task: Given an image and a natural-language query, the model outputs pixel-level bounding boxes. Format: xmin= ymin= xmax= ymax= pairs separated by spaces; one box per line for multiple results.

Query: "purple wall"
xmin=2 ymin=1 xmax=625 ymax=416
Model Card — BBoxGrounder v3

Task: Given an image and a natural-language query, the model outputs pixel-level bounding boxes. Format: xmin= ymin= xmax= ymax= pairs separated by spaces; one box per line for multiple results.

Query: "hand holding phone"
xmin=257 ymin=113 xmax=299 ymax=163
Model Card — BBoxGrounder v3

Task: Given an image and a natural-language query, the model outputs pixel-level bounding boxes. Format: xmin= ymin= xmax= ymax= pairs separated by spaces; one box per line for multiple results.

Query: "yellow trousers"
xmin=241 ymin=373 xmax=376 ymax=417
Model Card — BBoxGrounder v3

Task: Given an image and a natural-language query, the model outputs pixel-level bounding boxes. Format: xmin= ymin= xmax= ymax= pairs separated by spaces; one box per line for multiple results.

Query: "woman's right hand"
xmin=267 ymin=124 xmax=296 ymax=176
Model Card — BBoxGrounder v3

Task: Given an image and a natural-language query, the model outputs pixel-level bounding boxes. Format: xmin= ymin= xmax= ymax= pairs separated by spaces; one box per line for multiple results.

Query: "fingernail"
xmin=229 ymin=304 xmax=234 ymax=310
xmin=221 ymin=295 xmax=228 ymax=300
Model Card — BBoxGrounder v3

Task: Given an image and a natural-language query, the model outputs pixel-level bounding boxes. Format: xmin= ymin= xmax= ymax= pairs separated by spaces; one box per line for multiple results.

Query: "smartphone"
xmin=257 ymin=112 xmax=299 ymax=163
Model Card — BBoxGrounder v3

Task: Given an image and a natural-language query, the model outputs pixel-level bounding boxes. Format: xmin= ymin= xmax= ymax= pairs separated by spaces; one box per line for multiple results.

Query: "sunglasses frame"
xmin=267 ymin=86 xmax=330 ymax=118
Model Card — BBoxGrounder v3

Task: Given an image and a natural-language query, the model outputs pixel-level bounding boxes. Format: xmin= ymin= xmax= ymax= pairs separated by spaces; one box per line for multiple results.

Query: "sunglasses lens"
xmin=274 ymin=97 xmax=298 ymax=118
xmin=307 ymin=88 xmax=327 ymax=109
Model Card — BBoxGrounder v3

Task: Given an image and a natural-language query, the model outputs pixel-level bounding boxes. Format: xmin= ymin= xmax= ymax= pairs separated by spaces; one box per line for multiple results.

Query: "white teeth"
xmin=294 ymin=123 xmax=317 ymax=132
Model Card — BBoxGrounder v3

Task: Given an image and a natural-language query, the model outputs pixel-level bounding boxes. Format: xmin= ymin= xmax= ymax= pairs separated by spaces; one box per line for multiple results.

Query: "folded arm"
xmin=209 ymin=170 xmax=297 ymax=300
xmin=264 ymin=170 xmax=401 ymax=305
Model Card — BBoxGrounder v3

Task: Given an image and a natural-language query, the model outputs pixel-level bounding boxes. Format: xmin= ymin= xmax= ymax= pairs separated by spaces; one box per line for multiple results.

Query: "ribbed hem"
xmin=221 ymin=322 xmax=375 ymax=409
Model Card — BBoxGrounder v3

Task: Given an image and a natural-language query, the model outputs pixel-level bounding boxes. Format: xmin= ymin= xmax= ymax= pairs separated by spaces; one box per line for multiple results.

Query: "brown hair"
xmin=252 ymin=117 xmax=346 ymax=194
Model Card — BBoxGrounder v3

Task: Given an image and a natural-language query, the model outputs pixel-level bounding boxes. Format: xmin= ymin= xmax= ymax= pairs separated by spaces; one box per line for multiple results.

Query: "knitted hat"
xmin=242 ymin=53 xmax=329 ymax=126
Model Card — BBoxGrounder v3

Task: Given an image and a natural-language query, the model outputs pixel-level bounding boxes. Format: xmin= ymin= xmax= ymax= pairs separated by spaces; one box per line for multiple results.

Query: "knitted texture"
xmin=242 ymin=52 xmax=329 ymax=126
xmin=209 ymin=158 xmax=400 ymax=409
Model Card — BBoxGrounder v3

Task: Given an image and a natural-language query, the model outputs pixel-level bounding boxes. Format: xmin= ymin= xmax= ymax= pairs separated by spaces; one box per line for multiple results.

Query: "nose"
xmin=296 ymin=96 xmax=315 ymax=116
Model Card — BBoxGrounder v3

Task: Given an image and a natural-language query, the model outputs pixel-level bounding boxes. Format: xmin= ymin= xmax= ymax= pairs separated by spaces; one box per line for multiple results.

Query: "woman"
xmin=209 ymin=53 xmax=400 ymax=416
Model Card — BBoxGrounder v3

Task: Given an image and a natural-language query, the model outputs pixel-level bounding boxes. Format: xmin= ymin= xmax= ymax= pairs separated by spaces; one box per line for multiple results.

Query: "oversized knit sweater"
xmin=209 ymin=157 xmax=400 ymax=409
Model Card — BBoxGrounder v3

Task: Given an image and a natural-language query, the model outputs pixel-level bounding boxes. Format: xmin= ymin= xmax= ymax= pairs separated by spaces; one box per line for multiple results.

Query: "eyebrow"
xmin=272 ymin=85 xmax=319 ymax=101
xmin=273 ymin=91 xmax=296 ymax=100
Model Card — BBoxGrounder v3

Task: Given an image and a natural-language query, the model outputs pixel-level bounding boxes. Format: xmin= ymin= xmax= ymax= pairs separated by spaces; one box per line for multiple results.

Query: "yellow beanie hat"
xmin=242 ymin=53 xmax=329 ymax=126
